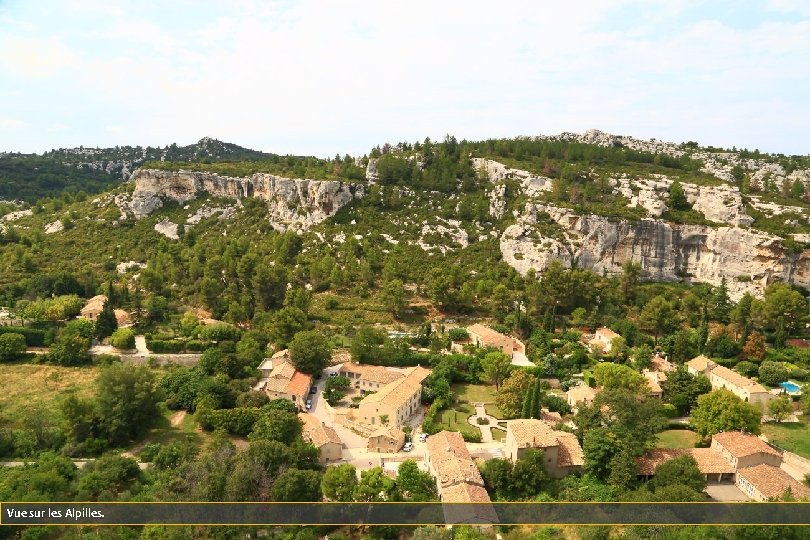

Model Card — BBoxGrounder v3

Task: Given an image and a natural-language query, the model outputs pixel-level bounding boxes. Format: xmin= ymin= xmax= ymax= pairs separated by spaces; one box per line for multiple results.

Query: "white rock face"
xmin=186 ymin=203 xmax=238 ymax=225
xmin=749 ymin=197 xmax=806 ymax=216
xmin=0 ymin=209 xmax=32 ymax=222
xmin=500 ymin=204 xmax=810 ymax=300
xmin=418 ymin=219 xmax=469 ymax=253
xmin=117 ymin=261 xmax=147 ymax=274
xmin=122 ymin=169 xmax=364 ymax=231
xmin=154 ymin=219 xmax=179 ymax=240
xmin=44 ymin=220 xmax=64 ymax=234
xmin=366 ymin=158 xmax=379 ymax=182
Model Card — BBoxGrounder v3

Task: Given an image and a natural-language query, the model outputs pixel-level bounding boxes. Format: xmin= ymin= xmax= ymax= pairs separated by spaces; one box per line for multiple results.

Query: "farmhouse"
xmin=566 ymin=384 xmax=599 ymax=409
xmin=710 ymin=431 xmax=782 ymax=470
xmin=351 ymin=366 xmax=430 ymax=429
xmin=367 ymin=425 xmax=405 ymax=453
xmin=736 ymin=464 xmax=810 ymax=501
xmin=686 ymin=356 xmax=771 ymax=405
xmin=467 ymin=324 xmax=524 ymax=359
xmin=260 ymin=351 xmax=312 ymax=410
xmin=299 ymin=413 xmax=343 ymax=463
xmin=504 ymin=419 xmax=584 ymax=478
xmin=80 ymin=295 xmax=107 ymax=320
xmin=590 ymin=327 xmax=620 ymax=353
xmin=339 ymin=362 xmax=403 ymax=391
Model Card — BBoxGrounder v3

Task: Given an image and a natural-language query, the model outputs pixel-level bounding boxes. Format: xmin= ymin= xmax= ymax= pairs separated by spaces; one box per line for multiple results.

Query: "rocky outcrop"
xmin=501 ymin=204 xmax=810 ymax=300
xmin=122 ymin=169 xmax=365 ymax=231
xmin=154 ymin=219 xmax=179 ymax=240
xmin=44 ymin=220 xmax=64 ymax=234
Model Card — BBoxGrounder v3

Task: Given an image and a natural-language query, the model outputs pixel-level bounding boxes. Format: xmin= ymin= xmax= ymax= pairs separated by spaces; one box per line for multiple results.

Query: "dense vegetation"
xmin=1 ymin=133 xmax=809 ymax=539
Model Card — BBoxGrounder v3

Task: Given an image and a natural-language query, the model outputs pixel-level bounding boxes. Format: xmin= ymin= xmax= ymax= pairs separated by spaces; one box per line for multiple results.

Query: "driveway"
xmin=308 ymin=366 xmax=367 ymax=452
xmin=705 ymin=484 xmax=750 ymax=501
xmin=511 ymin=352 xmax=534 ymax=367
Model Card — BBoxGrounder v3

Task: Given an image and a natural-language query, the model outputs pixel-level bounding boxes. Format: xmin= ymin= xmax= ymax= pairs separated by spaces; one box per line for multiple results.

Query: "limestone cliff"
xmin=500 ymin=203 xmax=810 ymax=300
xmin=122 ymin=169 xmax=365 ymax=231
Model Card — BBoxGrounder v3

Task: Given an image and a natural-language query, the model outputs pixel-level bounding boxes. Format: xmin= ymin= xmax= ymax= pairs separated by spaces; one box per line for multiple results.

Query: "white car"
xmin=403 ymin=442 xmax=413 ymax=452
xmin=305 ymin=399 xmax=312 ymax=410
xmin=419 ymin=433 xmax=428 ymax=443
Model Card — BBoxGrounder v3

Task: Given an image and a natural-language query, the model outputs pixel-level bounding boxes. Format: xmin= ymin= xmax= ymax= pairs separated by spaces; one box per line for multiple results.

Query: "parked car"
xmin=419 ymin=433 xmax=428 ymax=443
xmin=403 ymin=442 xmax=413 ymax=452
xmin=305 ymin=399 xmax=312 ymax=410
xmin=329 ymin=372 xmax=338 ymax=377
xmin=309 ymin=386 xmax=317 ymax=394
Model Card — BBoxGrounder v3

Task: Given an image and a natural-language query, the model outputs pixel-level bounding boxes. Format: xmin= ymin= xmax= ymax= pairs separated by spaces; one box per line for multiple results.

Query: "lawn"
xmin=762 ymin=418 xmax=810 ymax=459
xmin=656 ymin=429 xmax=699 ymax=448
xmin=121 ymin=407 xmax=206 ymax=458
xmin=452 ymin=383 xmax=497 ymax=404
xmin=491 ymin=427 xmax=506 ymax=442
xmin=437 ymin=403 xmax=479 ymax=439
xmin=0 ymin=363 xmax=100 ymax=427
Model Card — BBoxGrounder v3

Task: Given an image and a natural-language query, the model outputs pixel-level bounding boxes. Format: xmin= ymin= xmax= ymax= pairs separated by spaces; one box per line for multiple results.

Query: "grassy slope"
xmin=762 ymin=417 xmax=810 ymax=459
xmin=0 ymin=363 xmax=100 ymax=427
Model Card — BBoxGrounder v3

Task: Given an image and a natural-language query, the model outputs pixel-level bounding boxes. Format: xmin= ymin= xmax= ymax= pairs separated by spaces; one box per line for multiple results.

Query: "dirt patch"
xmin=170 ymin=410 xmax=187 ymax=427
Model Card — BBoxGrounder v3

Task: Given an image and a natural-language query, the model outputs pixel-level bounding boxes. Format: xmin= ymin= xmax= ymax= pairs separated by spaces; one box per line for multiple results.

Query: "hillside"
xmin=0 ymin=137 xmax=295 ymax=202
xmin=2 ymin=128 xmax=810 ymax=315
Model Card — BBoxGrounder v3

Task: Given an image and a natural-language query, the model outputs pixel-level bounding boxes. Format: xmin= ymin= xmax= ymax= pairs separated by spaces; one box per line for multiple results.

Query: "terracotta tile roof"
xmin=650 ymin=354 xmax=675 ymax=372
xmin=81 ymin=294 xmax=107 ymax=316
xmin=426 ymin=431 xmax=484 ymax=488
xmin=287 ymin=371 xmax=312 ymax=398
xmin=467 ymin=324 xmax=514 ymax=349
xmin=369 ymin=425 xmax=405 ymax=441
xmin=298 ymin=412 xmax=341 ymax=448
xmin=710 ymin=365 xmax=769 ymax=394
xmin=567 ymin=384 xmax=598 ymax=404
xmin=360 ymin=366 xmax=430 ymax=408
xmin=539 ymin=410 xmax=562 ymax=424
xmin=441 ymin=482 xmax=493 ymax=503
xmin=340 ymin=362 xmax=403 ymax=385
xmin=508 ymin=419 xmax=584 ymax=468
xmin=686 ymin=355 xmax=715 ymax=372
xmin=713 ymin=431 xmax=780 ymax=459
xmin=636 ymin=447 xmax=736 ymax=476
xmin=263 ymin=356 xmax=311 ymax=398
xmin=644 ymin=371 xmax=663 ymax=394
xmin=557 ymin=433 xmax=585 ymax=467
xmin=738 ymin=464 xmax=810 ymax=500
xmin=508 ymin=419 xmax=560 ymax=448
xmin=595 ymin=327 xmax=620 ymax=341
xmin=635 ymin=448 xmax=687 ymax=476
xmin=689 ymin=448 xmax=735 ymax=475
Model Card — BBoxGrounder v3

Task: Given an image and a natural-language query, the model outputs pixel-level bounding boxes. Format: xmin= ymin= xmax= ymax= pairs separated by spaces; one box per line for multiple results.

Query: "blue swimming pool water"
xmin=780 ymin=381 xmax=801 ymax=393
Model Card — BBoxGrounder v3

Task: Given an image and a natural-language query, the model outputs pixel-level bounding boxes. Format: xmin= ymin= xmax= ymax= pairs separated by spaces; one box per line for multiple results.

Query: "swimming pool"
xmin=779 ymin=381 xmax=802 ymax=393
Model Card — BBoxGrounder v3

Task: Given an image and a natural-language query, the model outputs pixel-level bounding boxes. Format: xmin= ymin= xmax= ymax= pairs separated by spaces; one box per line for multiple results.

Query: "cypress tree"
xmin=95 ymin=300 xmax=118 ymax=340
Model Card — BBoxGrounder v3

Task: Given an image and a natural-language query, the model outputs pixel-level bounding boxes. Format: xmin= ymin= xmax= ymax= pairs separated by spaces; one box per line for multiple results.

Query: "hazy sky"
xmin=1 ymin=0 xmax=809 ymax=156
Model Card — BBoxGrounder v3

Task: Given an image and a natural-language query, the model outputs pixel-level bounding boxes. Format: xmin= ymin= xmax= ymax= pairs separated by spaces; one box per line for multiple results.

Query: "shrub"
xmin=110 ymin=328 xmax=136 ymax=350
xmin=145 ymin=337 xmax=186 ymax=353
xmin=197 ymin=407 xmax=262 ymax=437
xmin=139 ymin=443 xmax=162 ymax=462
xmin=0 ymin=326 xmax=46 ymax=347
xmin=448 ymin=328 xmax=469 ymax=341
xmin=95 ymin=354 xmax=121 ymax=366
xmin=759 ymin=361 xmax=790 ymax=386
xmin=476 ymin=417 xmax=490 ymax=425
xmin=0 ymin=332 xmax=27 ymax=361
xmin=661 ymin=403 xmax=679 ymax=418
xmin=199 ymin=323 xmax=241 ymax=342
xmin=461 ymin=431 xmax=482 ymax=443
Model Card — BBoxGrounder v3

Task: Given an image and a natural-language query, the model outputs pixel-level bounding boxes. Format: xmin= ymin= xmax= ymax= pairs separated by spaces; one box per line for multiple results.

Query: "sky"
xmin=1 ymin=0 xmax=809 ymax=157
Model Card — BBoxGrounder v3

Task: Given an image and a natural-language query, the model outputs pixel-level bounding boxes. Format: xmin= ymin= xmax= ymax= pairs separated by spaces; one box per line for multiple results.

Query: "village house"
xmin=466 ymin=324 xmax=525 ymax=359
xmin=351 ymin=366 xmax=430 ymax=429
xmin=686 ymin=355 xmax=716 ymax=376
xmin=260 ymin=350 xmax=312 ymax=410
xmin=425 ymin=430 xmax=488 ymax=497
xmin=643 ymin=370 xmax=665 ymax=398
xmin=635 ymin=448 xmax=735 ymax=483
xmin=710 ymin=431 xmax=782 ymax=470
xmin=504 ymin=419 xmax=584 ymax=478
xmin=339 ymin=362 xmax=403 ymax=391
xmin=566 ymin=384 xmax=599 ymax=410
xmin=686 ymin=356 xmax=771 ymax=405
xmin=298 ymin=413 xmax=343 ymax=463
xmin=80 ymin=295 xmax=107 ymax=320
xmin=424 ymin=430 xmax=497 ymax=525
xmin=736 ymin=463 xmax=810 ymax=501
xmin=635 ymin=431 xmax=809 ymax=499
xmin=367 ymin=425 xmax=405 ymax=453
xmin=649 ymin=353 xmax=675 ymax=373
xmin=589 ymin=327 xmax=620 ymax=353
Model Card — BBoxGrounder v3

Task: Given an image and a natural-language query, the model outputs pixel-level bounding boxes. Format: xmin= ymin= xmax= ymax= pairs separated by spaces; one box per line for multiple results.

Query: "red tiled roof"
xmin=713 ymin=431 xmax=780 ymax=459
xmin=738 ymin=464 xmax=810 ymax=500
xmin=287 ymin=371 xmax=312 ymax=398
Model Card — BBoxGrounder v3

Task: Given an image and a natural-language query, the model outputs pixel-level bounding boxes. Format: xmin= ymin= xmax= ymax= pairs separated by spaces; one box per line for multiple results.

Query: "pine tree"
xmin=668 ymin=181 xmax=690 ymax=211
xmin=95 ymin=300 xmax=118 ymax=340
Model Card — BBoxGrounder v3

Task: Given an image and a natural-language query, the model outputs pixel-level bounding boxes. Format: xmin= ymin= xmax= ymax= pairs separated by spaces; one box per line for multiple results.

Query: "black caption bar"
xmin=2 ymin=502 xmax=810 ymax=526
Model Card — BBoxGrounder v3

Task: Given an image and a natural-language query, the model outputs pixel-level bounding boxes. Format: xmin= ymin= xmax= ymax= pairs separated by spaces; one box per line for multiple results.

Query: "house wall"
xmin=736 ymin=474 xmax=767 ymax=502
xmin=266 ymin=389 xmax=306 ymax=410
xmin=355 ymin=387 xmax=422 ymax=428
xmin=319 ymin=442 xmax=342 ymax=463
xmin=737 ymin=452 xmax=782 ymax=470
xmin=368 ymin=435 xmax=402 ymax=453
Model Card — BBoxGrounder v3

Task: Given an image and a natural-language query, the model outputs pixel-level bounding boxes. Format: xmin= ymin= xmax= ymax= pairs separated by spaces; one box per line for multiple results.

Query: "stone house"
xmin=503 ymin=419 xmax=584 ymax=478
